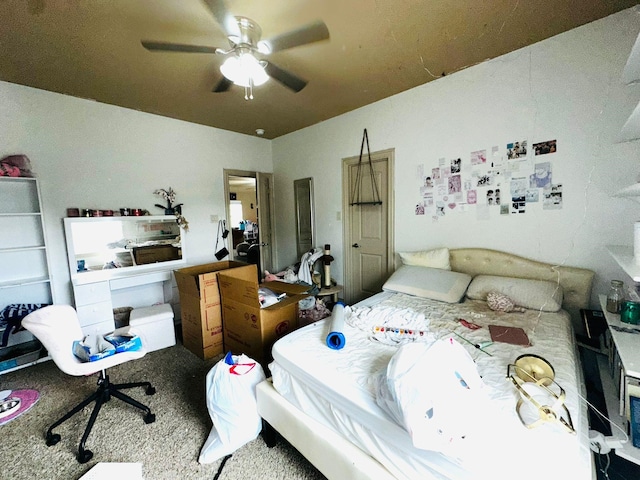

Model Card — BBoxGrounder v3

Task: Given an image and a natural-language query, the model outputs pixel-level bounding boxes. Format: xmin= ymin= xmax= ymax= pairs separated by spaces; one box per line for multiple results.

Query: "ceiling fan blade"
xmin=261 ymin=20 xmax=329 ymax=54
xmin=213 ymin=77 xmax=233 ymax=93
xmin=141 ymin=41 xmax=219 ymax=54
xmin=264 ymin=62 xmax=307 ymax=93
xmin=202 ymin=0 xmax=240 ymax=37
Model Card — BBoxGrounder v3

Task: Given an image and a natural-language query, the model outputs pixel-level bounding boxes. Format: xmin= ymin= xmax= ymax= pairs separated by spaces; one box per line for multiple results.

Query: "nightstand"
xmin=316 ymin=285 xmax=342 ymax=303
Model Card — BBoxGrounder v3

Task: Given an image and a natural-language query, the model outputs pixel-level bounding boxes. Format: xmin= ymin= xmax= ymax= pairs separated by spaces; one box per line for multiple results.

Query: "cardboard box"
xmin=174 ymin=261 xmax=257 ymax=360
xmin=260 ymin=281 xmax=311 ymax=297
xmin=219 ymin=271 xmax=309 ymax=366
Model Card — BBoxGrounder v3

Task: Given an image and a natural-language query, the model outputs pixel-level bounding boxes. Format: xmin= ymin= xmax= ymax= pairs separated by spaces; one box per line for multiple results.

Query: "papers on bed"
xmin=489 ymin=325 xmax=530 ymax=346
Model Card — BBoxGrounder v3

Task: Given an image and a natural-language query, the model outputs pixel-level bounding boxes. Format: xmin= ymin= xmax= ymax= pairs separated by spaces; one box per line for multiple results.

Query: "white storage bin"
xmin=129 ymin=304 xmax=176 ymax=353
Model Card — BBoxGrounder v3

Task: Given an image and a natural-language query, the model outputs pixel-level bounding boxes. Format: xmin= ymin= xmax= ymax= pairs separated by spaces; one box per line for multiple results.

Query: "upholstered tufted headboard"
xmin=449 ymin=248 xmax=594 ymax=326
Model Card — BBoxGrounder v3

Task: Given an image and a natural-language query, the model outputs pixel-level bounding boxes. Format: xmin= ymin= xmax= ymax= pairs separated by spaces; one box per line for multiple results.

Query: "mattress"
xmin=270 ymin=291 xmax=592 ymax=480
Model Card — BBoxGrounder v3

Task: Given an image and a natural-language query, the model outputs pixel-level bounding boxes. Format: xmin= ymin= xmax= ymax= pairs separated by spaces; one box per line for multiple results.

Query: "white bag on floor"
xmin=198 ymin=352 xmax=266 ymax=464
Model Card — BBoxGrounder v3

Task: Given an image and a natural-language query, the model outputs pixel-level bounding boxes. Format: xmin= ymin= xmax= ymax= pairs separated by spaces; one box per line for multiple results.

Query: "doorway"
xmin=341 ymin=149 xmax=395 ymax=304
xmin=223 ymin=169 xmax=275 ymax=279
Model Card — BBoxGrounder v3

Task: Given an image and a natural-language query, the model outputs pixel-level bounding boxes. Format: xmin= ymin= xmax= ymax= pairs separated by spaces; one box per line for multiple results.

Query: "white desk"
xmin=600 ymin=295 xmax=640 ymax=378
xmin=598 ymin=294 xmax=640 ymax=464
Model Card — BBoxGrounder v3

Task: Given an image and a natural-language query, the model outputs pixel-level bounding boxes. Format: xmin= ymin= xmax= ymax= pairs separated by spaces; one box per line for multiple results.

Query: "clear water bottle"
xmin=606 ymin=280 xmax=625 ymax=314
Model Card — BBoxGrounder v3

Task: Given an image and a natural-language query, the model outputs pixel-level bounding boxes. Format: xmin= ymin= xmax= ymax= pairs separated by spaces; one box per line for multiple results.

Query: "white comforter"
xmin=270 ymin=292 xmax=592 ymax=480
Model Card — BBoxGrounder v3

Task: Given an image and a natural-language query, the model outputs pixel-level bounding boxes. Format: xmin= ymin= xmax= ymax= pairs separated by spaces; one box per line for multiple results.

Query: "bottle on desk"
xmin=606 ymin=280 xmax=626 ymax=314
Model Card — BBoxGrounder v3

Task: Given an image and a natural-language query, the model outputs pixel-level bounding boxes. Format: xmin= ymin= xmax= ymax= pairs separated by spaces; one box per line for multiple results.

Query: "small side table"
xmin=316 ymin=285 xmax=342 ymax=304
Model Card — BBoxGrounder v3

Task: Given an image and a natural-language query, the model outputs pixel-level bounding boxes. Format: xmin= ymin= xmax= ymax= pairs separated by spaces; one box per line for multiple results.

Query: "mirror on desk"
xmin=64 ymin=215 xmax=186 ymax=280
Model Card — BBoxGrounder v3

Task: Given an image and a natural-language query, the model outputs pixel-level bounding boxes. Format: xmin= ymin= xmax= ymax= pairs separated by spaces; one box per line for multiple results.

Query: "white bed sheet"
xmin=270 ymin=292 xmax=593 ymax=480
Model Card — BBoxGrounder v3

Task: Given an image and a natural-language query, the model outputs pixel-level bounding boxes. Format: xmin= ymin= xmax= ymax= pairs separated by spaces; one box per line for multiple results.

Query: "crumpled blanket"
xmin=0 ymin=304 xmax=49 ymax=346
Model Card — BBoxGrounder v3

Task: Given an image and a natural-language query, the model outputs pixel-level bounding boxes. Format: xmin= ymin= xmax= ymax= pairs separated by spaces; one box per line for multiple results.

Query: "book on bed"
xmin=488 ymin=325 xmax=530 ymax=346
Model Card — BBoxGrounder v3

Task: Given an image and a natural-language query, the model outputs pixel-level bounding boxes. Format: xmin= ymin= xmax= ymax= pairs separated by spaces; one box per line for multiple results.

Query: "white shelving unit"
xmin=607 ymin=245 xmax=640 ymax=283
xmin=0 ymin=177 xmax=53 ymax=374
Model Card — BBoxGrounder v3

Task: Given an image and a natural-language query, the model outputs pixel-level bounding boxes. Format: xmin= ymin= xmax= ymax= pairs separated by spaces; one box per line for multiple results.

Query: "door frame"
xmin=341 ymin=148 xmax=395 ymax=304
xmin=223 ymin=169 xmax=276 ymax=273
xmin=224 ymin=169 xmax=256 ymax=263
xmin=256 ymin=171 xmax=276 ymax=275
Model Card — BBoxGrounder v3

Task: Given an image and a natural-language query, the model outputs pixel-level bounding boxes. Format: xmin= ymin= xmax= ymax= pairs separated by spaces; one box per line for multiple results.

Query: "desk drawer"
xmin=76 ymin=300 xmax=114 ymax=328
xmin=74 ymin=282 xmax=111 ymax=307
xmin=81 ymin=319 xmax=116 ymax=337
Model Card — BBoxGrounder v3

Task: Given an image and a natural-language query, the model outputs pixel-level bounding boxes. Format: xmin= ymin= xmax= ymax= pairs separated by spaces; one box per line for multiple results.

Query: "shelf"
xmin=0 ymin=276 xmax=51 ymax=289
xmin=606 ymin=245 xmax=640 ymax=283
xmin=0 ymin=177 xmax=54 ymax=375
xmin=0 ymin=177 xmax=36 ymax=183
xmin=618 ymin=102 xmax=640 ymax=144
xmin=0 ymin=354 xmax=51 ymax=375
xmin=622 ymin=31 xmax=640 ymax=85
xmin=613 ymin=183 xmax=640 ymax=199
xmin=0 ymin=212 xmax=41 ymax=217
xmin=0 ymin=245 xmax=46 ymax=254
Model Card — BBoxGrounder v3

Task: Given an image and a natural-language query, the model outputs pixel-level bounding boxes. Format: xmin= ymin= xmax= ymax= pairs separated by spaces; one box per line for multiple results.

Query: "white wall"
xmin=272 ymin=7 xmax=640 ymax=308
xmin=0 ymin=81 xmax=272 ymax=304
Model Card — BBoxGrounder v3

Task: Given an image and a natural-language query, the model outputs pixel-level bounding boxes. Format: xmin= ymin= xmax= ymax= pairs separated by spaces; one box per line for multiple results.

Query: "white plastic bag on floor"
xmin=198 ymin=352 xmax=266 ymax=464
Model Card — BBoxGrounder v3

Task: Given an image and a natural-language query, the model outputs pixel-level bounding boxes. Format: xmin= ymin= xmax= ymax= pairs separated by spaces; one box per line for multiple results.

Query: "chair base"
xmin=45 ymin=371 xmax=156 ymax=463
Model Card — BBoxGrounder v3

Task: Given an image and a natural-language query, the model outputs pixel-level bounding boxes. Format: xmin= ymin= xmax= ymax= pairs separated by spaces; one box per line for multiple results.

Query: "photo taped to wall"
xmin=507 ymin=140 xmax=528 ymax=159
xmin=471 ymin=150 xmax=486 ymax=165
xmin=534 ymin=139 xmax=557 ymax=155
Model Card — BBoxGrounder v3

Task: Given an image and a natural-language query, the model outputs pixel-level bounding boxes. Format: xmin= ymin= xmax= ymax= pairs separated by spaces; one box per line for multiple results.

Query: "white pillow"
xmin=382 ymin=265 xmax=471 ymax=303
xmin=398 ymin=248 xmax=450 ymax=270
xmin=466 ymin=275 xmax=563 ymax=312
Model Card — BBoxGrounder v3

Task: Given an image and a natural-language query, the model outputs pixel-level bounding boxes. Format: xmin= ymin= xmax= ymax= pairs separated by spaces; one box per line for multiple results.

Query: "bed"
xmin=256 ymin=248 xmax=596 ymax=480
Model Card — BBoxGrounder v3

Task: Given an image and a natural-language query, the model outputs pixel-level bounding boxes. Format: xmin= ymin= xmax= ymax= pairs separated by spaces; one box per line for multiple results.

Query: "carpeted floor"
xmin=0 ymin=343 xmax=326 ymax=480
xmin=7 ymin=335 xmax=640 ymax=480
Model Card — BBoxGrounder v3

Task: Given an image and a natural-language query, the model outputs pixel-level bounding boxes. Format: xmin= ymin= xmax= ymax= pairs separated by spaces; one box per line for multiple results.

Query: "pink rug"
xmin=0 ymin=389 xmax=39 ymax=426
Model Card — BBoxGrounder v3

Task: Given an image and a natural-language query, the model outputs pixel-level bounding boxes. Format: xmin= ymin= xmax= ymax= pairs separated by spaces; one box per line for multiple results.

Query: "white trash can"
xmin=129 ymin=304 xmax=176 ymax=352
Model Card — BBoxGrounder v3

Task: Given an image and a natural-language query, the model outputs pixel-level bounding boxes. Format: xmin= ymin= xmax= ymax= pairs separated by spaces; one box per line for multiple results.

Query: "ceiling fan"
xmin=141 ymin=0 xmax=330 ymax=100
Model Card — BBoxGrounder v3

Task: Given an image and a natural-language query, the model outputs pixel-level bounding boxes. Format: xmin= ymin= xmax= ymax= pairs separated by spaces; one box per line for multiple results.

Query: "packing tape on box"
xmin=326 ymin=301 xmax=346 ymax=350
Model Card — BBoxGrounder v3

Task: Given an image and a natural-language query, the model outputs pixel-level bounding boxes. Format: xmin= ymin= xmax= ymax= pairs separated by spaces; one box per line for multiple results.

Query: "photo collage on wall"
xmin=415 ymin=139 xmax=561 ymax=219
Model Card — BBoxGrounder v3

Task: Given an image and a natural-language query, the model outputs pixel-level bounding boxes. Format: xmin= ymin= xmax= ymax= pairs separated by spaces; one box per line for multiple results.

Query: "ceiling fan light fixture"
xmin=220 ymin=53 xmax=268 ymax=87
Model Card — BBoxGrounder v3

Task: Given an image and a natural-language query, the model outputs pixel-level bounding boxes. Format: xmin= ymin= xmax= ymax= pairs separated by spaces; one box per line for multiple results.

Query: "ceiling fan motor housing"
xmin=230 ymin=17 xmax=262 ymax=50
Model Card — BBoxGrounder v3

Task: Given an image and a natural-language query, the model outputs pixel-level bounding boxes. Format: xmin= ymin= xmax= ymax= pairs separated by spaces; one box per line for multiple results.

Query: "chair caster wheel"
xmin=46 ymin=433 xmax=61 ymax=446
xmin=144 ymin=413 xmax=156 ymax=424
xmin=146 ymin=386 xmax=156 ymax=395
xmin=77 ymin=449 xmax=93 ymax=464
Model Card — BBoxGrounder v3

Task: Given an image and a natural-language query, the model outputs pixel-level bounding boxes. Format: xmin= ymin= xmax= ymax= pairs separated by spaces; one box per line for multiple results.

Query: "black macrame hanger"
xmin=350 ymin=128 xmax=382 ymax=206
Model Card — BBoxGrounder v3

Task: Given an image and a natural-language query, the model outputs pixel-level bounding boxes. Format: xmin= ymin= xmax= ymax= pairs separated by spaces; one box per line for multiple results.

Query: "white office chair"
xmin=22 ymin=305 xmax=156 ymax=464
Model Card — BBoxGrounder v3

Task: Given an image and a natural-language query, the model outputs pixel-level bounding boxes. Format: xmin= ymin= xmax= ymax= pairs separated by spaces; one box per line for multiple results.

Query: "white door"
xmin=257 ymin=172 xmax=275 ymax=277
xmin=342 ymin=149 xmax=394 ymax=304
